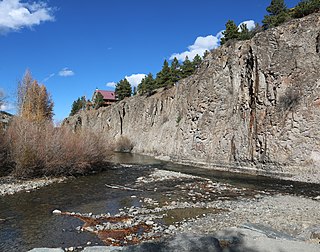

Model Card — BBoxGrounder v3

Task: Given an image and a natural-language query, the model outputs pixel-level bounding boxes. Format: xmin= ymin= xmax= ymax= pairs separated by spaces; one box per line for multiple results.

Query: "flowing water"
xmin=1 ymin=153 xmax=320 ymax=251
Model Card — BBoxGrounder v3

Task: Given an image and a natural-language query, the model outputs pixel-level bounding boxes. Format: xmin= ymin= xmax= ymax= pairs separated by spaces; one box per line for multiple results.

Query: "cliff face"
xmin=0 ymin=111 xmax=12 ymax=130
xmin=64 ymin=13 xmax=320 ymax=175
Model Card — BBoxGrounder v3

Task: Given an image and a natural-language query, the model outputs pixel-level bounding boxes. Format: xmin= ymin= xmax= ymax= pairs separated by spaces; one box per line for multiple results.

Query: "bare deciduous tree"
xmin=18 ymin=70 xmax=54 ymax=122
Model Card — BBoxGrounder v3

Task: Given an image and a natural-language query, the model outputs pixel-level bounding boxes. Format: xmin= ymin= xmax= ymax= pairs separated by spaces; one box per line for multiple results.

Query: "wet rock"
xmin=52 ymin=210 xmax=62 ymax=215
xmin=28 ymin=249 xmax=64 ymax=252
xmin=123 ymin=234 xmax=222 ymax=252
xmin=82 ymin=246 xmax=123 ymax=251
xmin=240 ymin=223 xmax=297 ymax=240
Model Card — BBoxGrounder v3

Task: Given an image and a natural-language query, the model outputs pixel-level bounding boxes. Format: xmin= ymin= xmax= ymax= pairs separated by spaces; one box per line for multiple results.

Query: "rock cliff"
xmin=0 ymin=111 xmax=12 ymax=130
xmin=64 ymin=13 xmax=320 ymax=177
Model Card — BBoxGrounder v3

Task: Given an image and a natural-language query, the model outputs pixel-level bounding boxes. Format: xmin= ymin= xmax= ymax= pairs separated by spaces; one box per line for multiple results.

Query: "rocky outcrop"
xmin=0 ymin=111 xmax=12 ymax=130
xmin=64 ymin=13 xmax=320 ymax=177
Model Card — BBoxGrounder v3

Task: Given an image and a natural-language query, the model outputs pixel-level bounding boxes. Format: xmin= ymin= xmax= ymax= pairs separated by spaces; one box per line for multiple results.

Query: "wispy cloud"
xmin=0 ymin=0 xmax=55 ymax=34
xmin=170 ymin=20 xmax=255 ymax=61
xmin=58 ymin=68 xmax=74 ymax=77
xmin=106 ymin=81 xmax=116 ymax=88
xmin=125 ymin=73 xmax=146 ymax=87
xmin=42 ymin=73 xmax=55 ymax=82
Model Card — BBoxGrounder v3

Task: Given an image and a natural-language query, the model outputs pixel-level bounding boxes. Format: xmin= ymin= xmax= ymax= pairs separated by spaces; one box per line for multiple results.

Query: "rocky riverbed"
xmin=29 ymin=168 xmax=320 ymax=252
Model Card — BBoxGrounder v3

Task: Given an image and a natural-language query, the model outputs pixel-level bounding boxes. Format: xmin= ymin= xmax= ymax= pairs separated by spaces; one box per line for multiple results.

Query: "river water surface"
xmin=1 ymin=153 xmax=320 ymax=251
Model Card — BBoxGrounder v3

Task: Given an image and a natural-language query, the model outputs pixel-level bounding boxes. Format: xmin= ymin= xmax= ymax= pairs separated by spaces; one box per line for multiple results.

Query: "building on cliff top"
xmin=92 ymin=89 xmax=117 ymax=107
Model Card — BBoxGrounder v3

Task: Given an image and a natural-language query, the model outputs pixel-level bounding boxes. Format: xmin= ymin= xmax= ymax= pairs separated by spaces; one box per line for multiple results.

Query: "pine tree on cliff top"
xmin=220 ymin=20 xmax=240 ymax=45
xmin=262 ymin=0 xmax=290 ymax=29
xmin=156 ymin=60 xmax=173 ymax=88
xmin=170 ymin=57 xmax=181 ymax=84
xmin=115 ymin=78 xmax=132 ymax=100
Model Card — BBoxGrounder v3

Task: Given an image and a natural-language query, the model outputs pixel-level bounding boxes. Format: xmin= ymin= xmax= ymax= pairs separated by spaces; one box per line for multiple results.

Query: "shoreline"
xmin=0 ymin=176 xmax=66 ymax=196
xmin=1 ymin=155 xmax=320 ymax=196
xmin=155 ymin=155 xmax=320 ymax=184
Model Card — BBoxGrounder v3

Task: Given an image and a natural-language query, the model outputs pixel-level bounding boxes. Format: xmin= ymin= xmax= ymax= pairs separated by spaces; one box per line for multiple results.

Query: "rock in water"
xmin=52 ymin=209 xmax=62 ymax=215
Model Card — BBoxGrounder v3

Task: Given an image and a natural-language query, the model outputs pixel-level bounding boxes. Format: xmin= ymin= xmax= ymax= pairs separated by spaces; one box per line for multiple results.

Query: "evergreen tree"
xmin=70 ymin=96 xmax=86 ymax=116
xmin=193 ymin=54 xmax=202 ymax=69
xmin=156 ymin=60 xmax=173 ymax=88
xmin=262 ymin=0 xmax=290 ymax=29
xmin=18 ymin=70 xmax=54 ymax=122
xmin=220 ymin=20 xmax=240 ymax=45
xmin=267 ymin=0 xmax=287 ymax=15
xmin=94 ymin=92 xmax=104 ymax=109
xmin=239 ymin=23 xmax=251 ymax=41
xmin=170 ymin=57 xmax=181 ymax=84
xmin=138 ymin=73 xmax=156 ymax=95
xmin=292 ymin=0 xmax=320 ymax=18
xmin=181 ymin=56 xmax=195 ymax=78
xmin=115 ymin=78 xmax=132 ymax=100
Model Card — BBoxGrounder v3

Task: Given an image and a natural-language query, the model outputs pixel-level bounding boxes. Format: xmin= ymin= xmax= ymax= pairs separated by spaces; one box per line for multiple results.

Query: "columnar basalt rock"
xmin=64 ymin=13 xmax=320 ymax=176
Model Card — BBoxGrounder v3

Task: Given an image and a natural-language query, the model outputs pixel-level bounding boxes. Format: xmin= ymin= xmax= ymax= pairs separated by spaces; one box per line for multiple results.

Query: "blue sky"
xmin=0 ymin=0 xmax=301 ymax=121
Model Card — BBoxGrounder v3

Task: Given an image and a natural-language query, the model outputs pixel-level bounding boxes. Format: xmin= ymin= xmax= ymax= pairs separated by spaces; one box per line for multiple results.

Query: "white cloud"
xmin=239 ymin=20 xmax=255 ymax=31
xmin=125 ymin=73 xmax=146 ymax=87
xmin=0 ymin=0 xmax=54 ymax=34
xmin=0 ymin=102 xmax=15 ymax=111
xmin=106 ymin=81 xmax=116 ymax=88
xmin=58 ymin=68 xmax=74 ymax=77
xmin=170 ymin=20 xmax=256 ymax=61
xmin=170 ymin=33 xmax=221 ymax=61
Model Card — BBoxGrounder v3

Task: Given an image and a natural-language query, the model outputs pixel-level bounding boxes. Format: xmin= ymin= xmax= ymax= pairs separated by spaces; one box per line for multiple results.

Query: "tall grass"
xmin=3 ymin=117 xmax=110 ymax=178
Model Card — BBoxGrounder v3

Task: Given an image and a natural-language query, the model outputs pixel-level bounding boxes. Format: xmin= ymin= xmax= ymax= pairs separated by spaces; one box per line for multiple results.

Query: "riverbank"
xmin=159 ymin=155 xmax=320 ymax=184
xmin=0 ymin=176 xmax=66 ymax=196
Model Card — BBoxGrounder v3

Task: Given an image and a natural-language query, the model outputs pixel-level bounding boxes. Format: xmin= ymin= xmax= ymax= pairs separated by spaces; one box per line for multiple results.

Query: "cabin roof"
xmin=95 ymin=90 xmax=116 ymax=100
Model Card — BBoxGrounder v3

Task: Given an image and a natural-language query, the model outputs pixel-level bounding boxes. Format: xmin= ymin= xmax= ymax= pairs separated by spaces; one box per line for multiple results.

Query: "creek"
xmin=1 ymin=153 xmax=320 ymax=251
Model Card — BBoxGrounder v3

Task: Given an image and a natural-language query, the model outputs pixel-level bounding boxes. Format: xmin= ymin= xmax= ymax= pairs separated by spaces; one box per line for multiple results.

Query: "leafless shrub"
xmin=6 ymin=117 xmax=111 ymax=178
xmin=113 ymin=136 xmax=134 ymax=153
xmin=0 ymin=128 xmax=12 ymax=176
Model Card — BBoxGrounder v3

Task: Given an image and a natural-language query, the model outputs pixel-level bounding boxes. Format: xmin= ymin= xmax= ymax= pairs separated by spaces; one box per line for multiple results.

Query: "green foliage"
xmin=238 ymin=23 xmax=251 ymax=41
xmin=181 ymin=56 xmax=195 ymax=78
xmin=262 ymin=0 xmax=290 ymax=29
xmin=70 ymin=96 xmax=86 ymax=116
xmin=94 ymin=92 xmax=104 ymax=109
xmin=115 ymin=78 xmax=132 ymax=101
xmin=221 ymin=20 xmax=240 ymax=45
xmin=170 ymin=57 xmax=181 ymax=84
xmin=137 ymin=55 xmax=204 ymax=96
xmin=156 ymin=60 xmax=173 ymax=88
xmin=292 ymin=0 xmax=320 ymax=18
xmin=193 ymin=54 xmax=202 ymax=69
xmin=137 ymin=73 xmax=156 ymax=95
xmin=267 ymin=0 xmax=287 ymax=15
